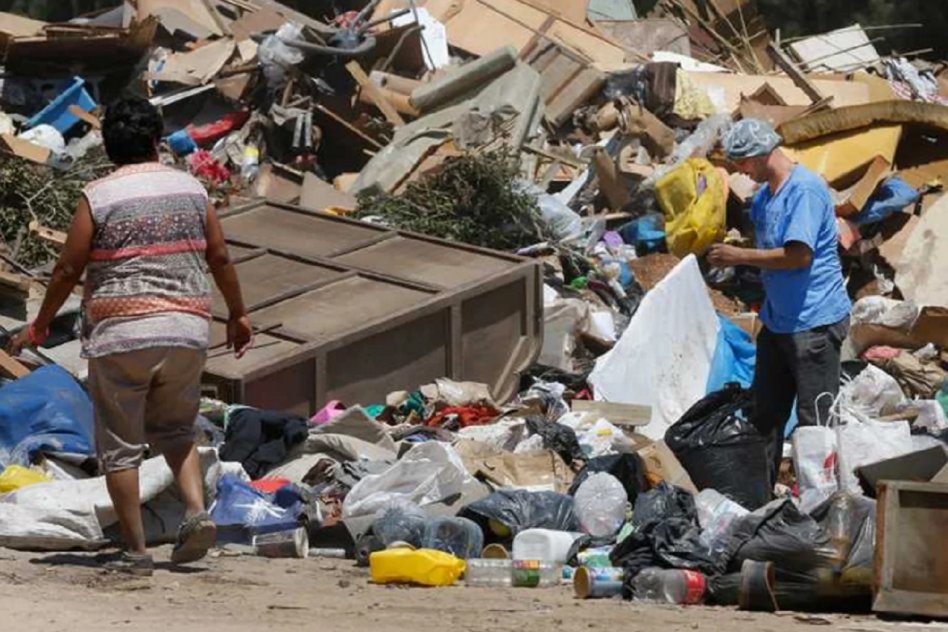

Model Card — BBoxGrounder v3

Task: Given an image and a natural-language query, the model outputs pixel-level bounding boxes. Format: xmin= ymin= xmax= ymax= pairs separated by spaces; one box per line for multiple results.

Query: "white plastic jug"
xmin=512 ymin=529 xmax=584 ymax=563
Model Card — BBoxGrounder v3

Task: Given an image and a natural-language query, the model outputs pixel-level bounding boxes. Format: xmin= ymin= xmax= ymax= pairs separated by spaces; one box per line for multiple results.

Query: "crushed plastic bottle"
xmin=631 ymin=567 xmax=707 ymax=604
xmin=369 ymin=548 xmax=465 ymax=586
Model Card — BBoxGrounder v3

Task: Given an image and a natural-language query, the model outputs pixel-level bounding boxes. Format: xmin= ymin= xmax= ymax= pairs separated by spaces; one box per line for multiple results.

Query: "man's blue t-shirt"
xmin=751 ymin=165 xmax=851 ymax=334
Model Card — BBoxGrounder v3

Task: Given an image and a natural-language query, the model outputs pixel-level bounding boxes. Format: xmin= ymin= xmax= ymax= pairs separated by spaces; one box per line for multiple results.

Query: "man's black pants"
xmin=751 ymin=316 xmax=850 ymax=489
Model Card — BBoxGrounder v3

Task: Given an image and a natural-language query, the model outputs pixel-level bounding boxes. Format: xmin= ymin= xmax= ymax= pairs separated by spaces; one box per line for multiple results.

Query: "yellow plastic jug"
xmin=0 ymin=465 xmax=50 ymax=493
xmin=369 ymin=548 xmax=466 ymax=586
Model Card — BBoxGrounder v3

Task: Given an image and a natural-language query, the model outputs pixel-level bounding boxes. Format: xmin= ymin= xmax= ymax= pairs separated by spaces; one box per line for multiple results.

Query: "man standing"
xmin=708 ymin=118 xmax=851 ymax=488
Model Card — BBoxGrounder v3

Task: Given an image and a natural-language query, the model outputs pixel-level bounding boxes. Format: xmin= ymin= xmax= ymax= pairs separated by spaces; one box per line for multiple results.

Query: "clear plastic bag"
xmin=573 ymin=473 xmax=629 ymax=538
xmin=258 ymin=22 xmax=305 ymax=90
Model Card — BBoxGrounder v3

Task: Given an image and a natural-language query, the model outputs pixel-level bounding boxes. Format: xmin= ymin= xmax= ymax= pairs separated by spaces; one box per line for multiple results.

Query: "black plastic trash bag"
xmin=525 ymin=416 xmax=584 ymax=466
xmin=665 ymin=383 xmax=770 ymax=510
xmin=707 ymin=493 xmax=876 ymax=612
xmin=610 ymin=482 xmax=728 ymax=597
xmin=568 ymin=453 xmax=646 ymax=506
xmin=458 ymin=489 xmax=581 ymax=545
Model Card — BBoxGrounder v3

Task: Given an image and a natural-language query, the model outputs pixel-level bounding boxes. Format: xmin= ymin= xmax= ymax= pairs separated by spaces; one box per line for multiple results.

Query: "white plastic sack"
xmin=836 ymin=419 xmax=913 ymax=494
xmin=342 ymin=442 xmax=473 ymax=520
xmin=839 ymin=364 xmax=906 ymax=418
xmin=0 ymin=448 xmax=240 ymax=550
xmin=850 ymin=296 xmax=919 ymax=329
xmin=589 ymin=255 xmax=719 ymax=440
xmin=792 ymin=425 xmax=838 ymax=507
xmin=18 ymin=124 xmax=65 ymax=155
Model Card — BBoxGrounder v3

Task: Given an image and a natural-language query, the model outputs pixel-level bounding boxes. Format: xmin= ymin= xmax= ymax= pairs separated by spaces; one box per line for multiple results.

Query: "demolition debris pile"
xmin=0 ymin=0 xmax=947 ymax=621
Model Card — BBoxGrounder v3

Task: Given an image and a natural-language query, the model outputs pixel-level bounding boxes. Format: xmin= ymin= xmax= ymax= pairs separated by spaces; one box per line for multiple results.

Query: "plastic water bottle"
xmin=465 ymin=558 xmax=512 ymax=587
xmin=240 ymin=144 xmax=259 ymax=184
xmin=695 ymin=489 xmax=748 ymax=550
xmin=631 ymin=568 xmax=707 ymax=604
xmin=511 ymin=560 xmax=561 ymax=587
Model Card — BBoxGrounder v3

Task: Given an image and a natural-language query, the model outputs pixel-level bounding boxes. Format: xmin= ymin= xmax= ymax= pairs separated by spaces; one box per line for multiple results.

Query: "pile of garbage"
xmin=0 ymin=0 xmax=947 ymax=621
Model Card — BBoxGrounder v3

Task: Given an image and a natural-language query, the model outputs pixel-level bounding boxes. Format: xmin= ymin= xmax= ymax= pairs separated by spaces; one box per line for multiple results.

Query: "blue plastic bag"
xmin=853 ymin=177 xmax=919 ymax=226
xmin=706 ymin=316 xmax=756 ymax=393
xmin=0 ymin=365 xmax=94 ymax=468
xmin=618 ymin=213 xmax=666 ymax=252
xmin=209 ymin=474 xmax=303 ymax=543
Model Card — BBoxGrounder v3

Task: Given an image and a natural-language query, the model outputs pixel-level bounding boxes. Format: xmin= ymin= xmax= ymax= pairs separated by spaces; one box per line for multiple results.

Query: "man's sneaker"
xmin=171 ymin=511 xmax=217 ymax=564
xmin=102 ymin=551 xmax=155 ymax=577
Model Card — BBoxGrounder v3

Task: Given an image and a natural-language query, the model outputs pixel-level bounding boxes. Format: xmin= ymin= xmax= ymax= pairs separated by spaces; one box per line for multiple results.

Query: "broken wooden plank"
xmin=571 ymin=399 xmax=651 ymax=426
xmin=874 ymin=480 xmax=948 ymax=619
xmin=67 ymin=105 xmax=102 ymax=129
xmin=28 ymin=220 xmax=67 ymax=248
xmin=346 ymin=61 xmax=405 ymax=126
xmin=0 ymin=349 xmax=31 ymax=379
xmin=314 ymin=103 xmax=386 ymax=151
xmin=766 ymin=42 xmax=824 ymax=104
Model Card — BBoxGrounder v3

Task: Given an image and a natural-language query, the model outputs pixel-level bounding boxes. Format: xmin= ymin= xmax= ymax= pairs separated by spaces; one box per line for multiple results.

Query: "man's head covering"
xmin=723 ymin=118 xmax=782 ymax=160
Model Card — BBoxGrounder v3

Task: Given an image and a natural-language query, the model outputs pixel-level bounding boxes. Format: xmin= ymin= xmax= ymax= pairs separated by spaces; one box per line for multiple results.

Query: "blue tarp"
xmin=0 ymin=365 xmax=94 ymax=468
xmin=853 ymin=177 xmax=919 ymax=226
xmin=706 ymin=315 xmax=756 ymax=393
xmin=209 ymin=474 xmax=303 ymax=543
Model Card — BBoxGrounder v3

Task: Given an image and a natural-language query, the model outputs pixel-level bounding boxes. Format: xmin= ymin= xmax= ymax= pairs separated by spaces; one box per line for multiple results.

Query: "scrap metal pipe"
xmin=410 ymin=45 xmax=518 ymax=113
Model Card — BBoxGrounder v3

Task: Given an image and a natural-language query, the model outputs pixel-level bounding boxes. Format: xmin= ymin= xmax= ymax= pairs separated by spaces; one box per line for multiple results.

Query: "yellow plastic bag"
xmin=369 ymin=548 xmax=465 ymax=586
xmin=0 ymin=465 xmax=50 ymax=493
xmin=655 ymin=158 xmax=726 ymax=257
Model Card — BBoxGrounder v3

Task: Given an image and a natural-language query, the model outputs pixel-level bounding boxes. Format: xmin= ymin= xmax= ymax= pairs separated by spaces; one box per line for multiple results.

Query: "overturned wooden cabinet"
xmin=874 ymin=480 xmax=948 ymax=619
xmin=202 ymin=200 xmax=542 ymax=414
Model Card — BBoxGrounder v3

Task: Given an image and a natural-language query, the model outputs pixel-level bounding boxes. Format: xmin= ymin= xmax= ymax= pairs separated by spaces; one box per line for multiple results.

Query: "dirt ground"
xmin=0 ymin=546 xmax=937 ymax=632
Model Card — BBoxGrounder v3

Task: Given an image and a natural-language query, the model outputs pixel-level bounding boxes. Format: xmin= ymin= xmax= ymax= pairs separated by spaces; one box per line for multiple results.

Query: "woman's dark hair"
xmin=102 ymin=97 xmax=163 ymax=165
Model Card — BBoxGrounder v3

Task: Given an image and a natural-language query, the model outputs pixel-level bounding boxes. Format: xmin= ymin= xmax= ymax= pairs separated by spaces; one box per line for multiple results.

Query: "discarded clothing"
xmin=219 ymin=408 xmax=308 ymax=480
xmin=852 ymin=177 xmax=919 ymax=225
xmin=426 ymin=404 xmax=499 ymax=430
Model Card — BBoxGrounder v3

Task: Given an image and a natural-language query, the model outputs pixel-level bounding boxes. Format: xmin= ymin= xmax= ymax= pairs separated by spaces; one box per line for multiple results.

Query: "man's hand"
xmin=707 ymin=243 xmax=747 ymax=267
xmin=227 ymin=315 xmax=254 ymax=359
xmin=6 ymin=329 xmax=32 ymax=357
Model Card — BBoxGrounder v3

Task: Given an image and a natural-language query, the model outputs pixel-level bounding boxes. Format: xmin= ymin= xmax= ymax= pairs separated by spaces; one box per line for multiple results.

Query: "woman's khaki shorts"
xmin=88 ymin=347 xmax=205 ymax=473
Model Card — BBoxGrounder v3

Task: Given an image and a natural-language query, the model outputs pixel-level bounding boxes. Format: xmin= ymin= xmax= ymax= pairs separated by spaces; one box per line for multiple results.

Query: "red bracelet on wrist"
xmin=27 ymin=322 xmax=49 ymax=346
